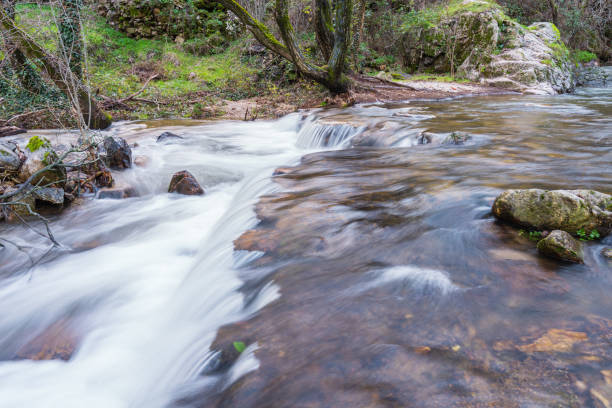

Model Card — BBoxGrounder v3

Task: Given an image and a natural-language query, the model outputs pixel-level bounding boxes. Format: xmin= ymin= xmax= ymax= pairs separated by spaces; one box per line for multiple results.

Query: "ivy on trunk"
xmin=0 ymin=7 xmax=112 ymax=129
xmin=217 ymin=0 xmax=353 ymax=94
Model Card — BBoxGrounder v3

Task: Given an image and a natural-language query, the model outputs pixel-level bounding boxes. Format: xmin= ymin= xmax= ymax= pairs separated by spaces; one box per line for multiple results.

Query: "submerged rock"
xmin=156 ymin=132 xmax=184 ymax=143
xmin=98 ymin=137 xmax=132 ymax=169
xmin=537 ymin=230 xmax=584 ymax=263
xmin=15 ymin=319 xmax=77 ymax=361
xmin=97 ymin=185 xmax=137 ymax=200
xmin=168 ymin=170 xmax=204 ymax=196
xmin=492 ymin=189 xmax=612 ymax=236
xmin=133 ymin=155 xmax=149 ymax=167
xmin=603 ymin=248 xmax=612 ymax=260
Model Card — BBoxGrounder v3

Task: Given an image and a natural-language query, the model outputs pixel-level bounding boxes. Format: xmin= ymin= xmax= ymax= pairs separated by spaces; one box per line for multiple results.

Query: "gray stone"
xmin=18 ymin=149 xmax=66 ymax=186
xmin=492 ymin=189 xmax=612 ymax=236
xmin=0 ymin=142 xmax=23 ymax=172
xmin=97 ymin=186 xmax=137 ymax=199
xmin=33 ymin=187 xmax=65 ymax=205
xmin=537 ymin=230 xmax=584 ymax=263
xmin=98 ymin=137 xmax=132 ymax=170
xmin=402 ymin=2 xmax=575 ymax=94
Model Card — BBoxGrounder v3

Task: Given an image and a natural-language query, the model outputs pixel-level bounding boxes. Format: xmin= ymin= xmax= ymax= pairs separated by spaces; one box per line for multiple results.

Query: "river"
xmin=0 ymin=70 xmax=610 ymax=407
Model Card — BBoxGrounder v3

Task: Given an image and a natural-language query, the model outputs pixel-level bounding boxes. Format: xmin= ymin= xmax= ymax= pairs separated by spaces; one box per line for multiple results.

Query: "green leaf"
xmin=233 ymin=341 xmax=246 ymax=353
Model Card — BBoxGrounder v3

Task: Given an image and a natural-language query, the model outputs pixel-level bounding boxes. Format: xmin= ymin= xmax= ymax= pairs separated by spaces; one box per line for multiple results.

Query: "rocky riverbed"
xmin=0 ymin=70 xmax=611 ymax=407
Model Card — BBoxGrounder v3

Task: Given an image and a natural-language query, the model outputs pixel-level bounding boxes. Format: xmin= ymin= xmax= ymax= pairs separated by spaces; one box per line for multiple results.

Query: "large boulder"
xmin=537 ymin=230 xmax=583 ymax=263
xmin=168 ymin=170 xmax=204 ymax=196
xmin=18 ymin=149 xmax=66 ymax=187
xmin=401 ymin=1 xmax=575 ymax=94
xmin=98 ymin=137 xmax=132 ymax=170
xmin=492 ymin=189 xmax=612 ymax=236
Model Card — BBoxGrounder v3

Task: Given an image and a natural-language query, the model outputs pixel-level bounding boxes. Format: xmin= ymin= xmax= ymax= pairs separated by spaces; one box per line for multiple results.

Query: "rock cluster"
xmin=402 ymin=1 xmax=575 ymax=94
xmin=1 ymin=136 xmax=135 ymax=221
xmin=492 ymin=189 xmax=611 ymax=236
xmin=95 ymin=0 xmax=228 ymax=40
xmin=492 ymin=189 xmax=611 ymax=263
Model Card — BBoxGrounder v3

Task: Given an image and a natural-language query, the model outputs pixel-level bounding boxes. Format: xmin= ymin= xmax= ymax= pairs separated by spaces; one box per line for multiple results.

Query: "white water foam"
xmin=0 ymin=113 xmax=341 ymax=408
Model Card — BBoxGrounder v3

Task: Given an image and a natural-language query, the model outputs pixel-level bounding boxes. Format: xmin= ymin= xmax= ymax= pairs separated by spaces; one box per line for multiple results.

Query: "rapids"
xmin=0 ymin=68 xmax=611 ymax=407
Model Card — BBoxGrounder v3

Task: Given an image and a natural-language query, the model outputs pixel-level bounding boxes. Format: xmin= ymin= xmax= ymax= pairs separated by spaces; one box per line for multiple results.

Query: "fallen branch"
xmin=101 ymin=74 xmax=159 ymax=109
xmin=0 ymin=125 xmax=27 ymax=137
xmin=0 ymin=109 xmax=50 ymax=126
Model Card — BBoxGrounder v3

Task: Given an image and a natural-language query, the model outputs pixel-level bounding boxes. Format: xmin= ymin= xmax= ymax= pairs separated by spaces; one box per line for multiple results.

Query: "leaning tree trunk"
xmin=58 ymin=0 xmax=83 ymax=78
xmin=216 ymin=0 xmax=353 ymax=94
xmin=1 ymin=0 xmax=45 ymax=94
xmin=0 ymin=8 xmax=112 ymax=129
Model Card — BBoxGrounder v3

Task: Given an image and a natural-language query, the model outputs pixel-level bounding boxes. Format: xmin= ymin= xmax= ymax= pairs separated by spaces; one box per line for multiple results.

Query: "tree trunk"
xmin=217 ymin=0 xmax=353 ymax=94
xmin=315 ymin=0 xmax=334 ymax=61
xmin=0 ymin=9 xmax=112 ymax=129
xmin=327 ymin=0 xmax=352 ymax=91
xmin=59 ymin=0 xmax=84 ymax=78
xmin=1 ymin=0 xmax=46 ymax=94
xmin=547 ymin=0 xmax=560 ymax=27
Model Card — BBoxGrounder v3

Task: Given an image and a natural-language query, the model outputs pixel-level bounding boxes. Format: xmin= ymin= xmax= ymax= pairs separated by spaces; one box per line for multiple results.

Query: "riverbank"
xmin=3 ymin=73 xmax=510 ymax=130
xmin=0 ymin=2 xmax=526 ymax=131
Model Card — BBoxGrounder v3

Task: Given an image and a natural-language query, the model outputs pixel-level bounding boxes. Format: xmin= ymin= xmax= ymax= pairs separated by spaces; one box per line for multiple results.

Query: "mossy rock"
xmin=537 ymin=230 xmax=583 ymax=263
xmin=492 ymin=189 xmax=612 ymax=236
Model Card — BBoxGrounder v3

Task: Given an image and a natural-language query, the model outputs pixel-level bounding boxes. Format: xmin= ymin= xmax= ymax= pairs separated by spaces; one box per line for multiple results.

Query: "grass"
xmin=406 ymin=73 xmax=471 ymax=83
xmin=572 ymin=50 xmax=597 ymax=63
xmin=7 ymin=3 xmax=322 ymax=123
xmin=14 ymin=3 xmax=257 ymax=100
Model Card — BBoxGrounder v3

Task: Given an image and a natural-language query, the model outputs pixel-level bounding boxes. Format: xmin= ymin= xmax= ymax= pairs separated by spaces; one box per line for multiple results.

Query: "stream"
xmin=0 ymin=70 xmax=611 ymax=407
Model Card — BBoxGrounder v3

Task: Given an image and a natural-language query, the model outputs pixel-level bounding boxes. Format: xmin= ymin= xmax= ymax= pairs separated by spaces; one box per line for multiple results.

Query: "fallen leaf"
xmin=518 ymin=329 xmax=587 ymax=353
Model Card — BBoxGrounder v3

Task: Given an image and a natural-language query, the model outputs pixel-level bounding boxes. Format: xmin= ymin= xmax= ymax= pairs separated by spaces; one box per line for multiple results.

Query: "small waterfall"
xmin=296 ymin=117 xmax=363 ymax=148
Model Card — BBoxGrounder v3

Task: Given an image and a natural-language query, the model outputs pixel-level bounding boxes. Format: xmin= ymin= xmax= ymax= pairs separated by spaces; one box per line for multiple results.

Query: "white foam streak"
xmin=363 ymin=266 xmax=458 ymax=295
xmin=0 ymin=113 xmax=333 ymax=408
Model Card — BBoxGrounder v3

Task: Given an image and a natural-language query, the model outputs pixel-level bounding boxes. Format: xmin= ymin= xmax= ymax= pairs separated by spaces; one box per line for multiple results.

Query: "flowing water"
xmin=0 ymin=70 xmax=611 ymax=407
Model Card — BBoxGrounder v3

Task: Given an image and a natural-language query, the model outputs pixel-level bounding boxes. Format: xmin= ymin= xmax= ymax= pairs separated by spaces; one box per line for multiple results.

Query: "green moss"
xmin=406 ymin=73 xmax=470 ymax=83
xmin=402 ymin=0 xmax=501 ymax=31
xmin=548 ymin=41 xmax=570 ymax=62
xmin=550 ymin=23 xmax=562 ymax=41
